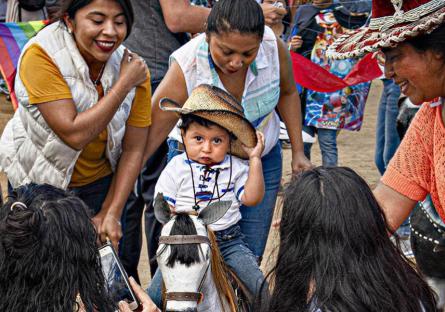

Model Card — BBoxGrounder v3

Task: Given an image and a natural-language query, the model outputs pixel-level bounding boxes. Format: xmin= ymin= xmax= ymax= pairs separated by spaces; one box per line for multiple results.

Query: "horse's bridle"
xmin=158 ymin=234 xmax=212 ymax=306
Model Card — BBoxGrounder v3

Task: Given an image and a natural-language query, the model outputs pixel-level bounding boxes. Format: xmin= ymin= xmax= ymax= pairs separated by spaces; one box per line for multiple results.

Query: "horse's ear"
xmin=198 ymin=201 xmax=232 ymax=225
xmin=154 ymin=192 xmax=172 ymax=224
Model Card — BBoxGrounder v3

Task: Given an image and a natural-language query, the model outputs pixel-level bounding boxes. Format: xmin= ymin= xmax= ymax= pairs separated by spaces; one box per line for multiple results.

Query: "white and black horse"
xmin=154 ymin=193 xmax=251 ymax=312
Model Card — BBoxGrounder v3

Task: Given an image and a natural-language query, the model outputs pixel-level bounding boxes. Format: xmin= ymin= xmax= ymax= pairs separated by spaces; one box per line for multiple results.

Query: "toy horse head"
xmin=154 ymin=193 xmax=233 ymax=312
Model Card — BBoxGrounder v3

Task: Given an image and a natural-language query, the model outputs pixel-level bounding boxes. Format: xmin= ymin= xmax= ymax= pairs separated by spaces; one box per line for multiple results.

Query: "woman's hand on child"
xmin=242 ymin=131 xmax=265 ymax=159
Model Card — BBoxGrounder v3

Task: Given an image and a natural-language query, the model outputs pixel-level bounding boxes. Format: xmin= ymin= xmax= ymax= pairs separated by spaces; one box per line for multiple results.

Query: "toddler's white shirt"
xmin=154 ymin=153 xmax=249 ymax=231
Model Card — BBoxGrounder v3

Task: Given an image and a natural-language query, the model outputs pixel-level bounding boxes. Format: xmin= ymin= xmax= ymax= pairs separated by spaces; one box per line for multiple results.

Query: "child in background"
xmin=148 ymin=84 xmax=267 ymax=307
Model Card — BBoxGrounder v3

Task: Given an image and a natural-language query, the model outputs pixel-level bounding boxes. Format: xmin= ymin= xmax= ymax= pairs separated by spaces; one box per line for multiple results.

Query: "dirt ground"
xmin=0 ymin=81 xmax=383 ymax=288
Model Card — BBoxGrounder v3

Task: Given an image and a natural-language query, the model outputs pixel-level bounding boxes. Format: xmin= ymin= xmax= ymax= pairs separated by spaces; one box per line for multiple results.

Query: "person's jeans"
xmin=375 ymin=79 xmax=401 ymax=175
xmin=119 ymin=140 xmax=168 ymax=282
xmin=166 ymin=140 xmax=283 ymax=260
xmin=8 ymin=175 xmax=113 ymax=217
xmin=303 ymin=125 xmax=338 ymax=167
xmin=239 ymin=142 xmax=282 ymax=260
xmin=147 ymin=223 xmax=266 ymax=308
xmin=69 ymin=174 xmax=113 ymax=216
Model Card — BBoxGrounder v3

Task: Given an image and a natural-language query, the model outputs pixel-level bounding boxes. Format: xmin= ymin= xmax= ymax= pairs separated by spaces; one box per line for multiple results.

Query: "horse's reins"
xmin=159 ymin=233 xmax=212 ymax=306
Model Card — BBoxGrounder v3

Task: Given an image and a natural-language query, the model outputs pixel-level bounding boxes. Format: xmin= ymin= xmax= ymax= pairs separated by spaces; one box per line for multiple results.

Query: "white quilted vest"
xmin=0 ymin=22 xmax=135 ymax=189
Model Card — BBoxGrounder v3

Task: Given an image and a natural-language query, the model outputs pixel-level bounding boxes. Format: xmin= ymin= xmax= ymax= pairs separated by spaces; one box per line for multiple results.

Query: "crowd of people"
xmin=0 ymin=0 xmax=445 ymax=310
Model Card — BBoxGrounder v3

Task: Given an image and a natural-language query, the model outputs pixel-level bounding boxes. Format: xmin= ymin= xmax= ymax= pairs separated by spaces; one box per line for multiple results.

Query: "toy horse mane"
xmin=161 ymin=212 xmax=238 ymax=312
xmin=166 ymin=214 xmax=202 ymax=268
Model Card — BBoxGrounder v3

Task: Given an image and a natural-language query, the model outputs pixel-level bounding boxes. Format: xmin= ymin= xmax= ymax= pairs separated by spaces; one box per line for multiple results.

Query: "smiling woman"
xmin=328 ymin=0 xmax=445 ymax=265
xmin=0 ymin=0 xmax=151 ymax=249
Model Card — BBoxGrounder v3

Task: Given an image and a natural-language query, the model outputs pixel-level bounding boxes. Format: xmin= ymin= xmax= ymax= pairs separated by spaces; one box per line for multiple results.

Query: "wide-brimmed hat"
xmin=327 ymin=0 xmax=445 ymax=59
xmin=159 ymin=84 xmax=257 ymax=159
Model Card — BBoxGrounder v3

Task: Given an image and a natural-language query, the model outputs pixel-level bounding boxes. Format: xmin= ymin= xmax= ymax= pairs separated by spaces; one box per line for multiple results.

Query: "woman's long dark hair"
xmin=261 ymin=167 xmax=437 ymax=312
xmin=0 ymin=184 xmax=116 ymax=312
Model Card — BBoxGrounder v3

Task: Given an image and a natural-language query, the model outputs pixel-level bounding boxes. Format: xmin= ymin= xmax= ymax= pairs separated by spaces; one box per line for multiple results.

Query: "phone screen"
xmin=100 ymin=245 xmax=138 ymax=308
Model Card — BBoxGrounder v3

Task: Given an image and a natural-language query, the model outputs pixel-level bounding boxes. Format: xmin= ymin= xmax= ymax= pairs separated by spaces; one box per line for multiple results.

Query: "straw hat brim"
xmin=327 ymin=7 xmax=445 ymax=59
xmin=160 ymin=99 xmax=257 ymax=159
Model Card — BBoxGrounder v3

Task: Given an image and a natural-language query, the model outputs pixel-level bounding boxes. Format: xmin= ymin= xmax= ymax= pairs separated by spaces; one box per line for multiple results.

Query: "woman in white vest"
xmin=0 ymin=0 xmax=151 ymax=249
xmin=144 ymin=0 xmax=312 ymax=262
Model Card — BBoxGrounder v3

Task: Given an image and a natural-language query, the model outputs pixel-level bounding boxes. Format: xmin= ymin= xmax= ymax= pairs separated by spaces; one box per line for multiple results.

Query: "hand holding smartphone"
xmin=99 ymin=242 xmax=139 ymax=310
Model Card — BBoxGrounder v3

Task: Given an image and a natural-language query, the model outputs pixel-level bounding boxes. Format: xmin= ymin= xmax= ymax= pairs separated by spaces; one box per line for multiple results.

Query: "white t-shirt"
xmin=154 ymin=153 xmax=249 ymax=231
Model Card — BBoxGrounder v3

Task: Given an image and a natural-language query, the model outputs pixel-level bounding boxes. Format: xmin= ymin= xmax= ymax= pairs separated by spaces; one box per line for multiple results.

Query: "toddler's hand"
xmin=242 ymin=131 xmax=265 ymax=159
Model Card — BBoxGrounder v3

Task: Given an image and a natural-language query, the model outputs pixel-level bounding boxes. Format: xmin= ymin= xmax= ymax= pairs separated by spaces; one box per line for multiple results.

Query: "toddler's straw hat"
xmin=159 ymin=84 xmax=257 ymax=159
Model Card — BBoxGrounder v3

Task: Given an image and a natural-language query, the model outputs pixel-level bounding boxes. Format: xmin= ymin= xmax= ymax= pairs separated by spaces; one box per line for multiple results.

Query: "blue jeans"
xmin=147 ymin=223 xmax=266 ymax=308
xmin=69 ymin=174 xmax=113 ymax=216
xmin=303 ymin=125 xmax=338 ymax=167
xmin=166 ymin=140 xmax=283 ymax=260
xmin=375 ymin=79 xmax=401 ymax=175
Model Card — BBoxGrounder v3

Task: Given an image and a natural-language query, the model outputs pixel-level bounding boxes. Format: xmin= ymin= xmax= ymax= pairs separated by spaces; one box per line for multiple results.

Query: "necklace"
xmin=91 ymin=63 xmax=105 ymax=86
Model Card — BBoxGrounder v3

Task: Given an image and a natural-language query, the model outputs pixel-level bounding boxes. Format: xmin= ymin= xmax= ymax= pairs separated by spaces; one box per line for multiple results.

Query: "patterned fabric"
xmin=0 ymin=20 xmax=48 ymax=109
xmin=304 ymin=10 xmax=371 ymax=131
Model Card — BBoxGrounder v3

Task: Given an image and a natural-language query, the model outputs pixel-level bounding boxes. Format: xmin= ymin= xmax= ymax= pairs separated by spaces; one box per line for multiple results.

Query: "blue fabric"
xmin=239 ymin=142 xmax=282 ymax=259
xmin=375 ymin=79 xmax=401 ymax=175
xmin=147 ymin=223 xmax=266 ymax=308
xmin=69 ymin=174 xmax=113 ymax=216
xmin=303 ymin=125 xmax=338 ymax=167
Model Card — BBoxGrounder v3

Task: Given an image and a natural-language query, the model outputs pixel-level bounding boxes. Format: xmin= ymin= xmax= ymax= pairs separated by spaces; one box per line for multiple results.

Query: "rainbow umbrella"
xmin=0 ymin=20 xmax=48 ymax=110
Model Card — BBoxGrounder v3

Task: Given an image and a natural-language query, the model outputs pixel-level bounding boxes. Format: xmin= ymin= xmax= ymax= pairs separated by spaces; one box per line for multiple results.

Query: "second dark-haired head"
xmin=261 ymin=167 xmax=437 ymax=312
xmin=206 ymin=0 xmax=265 ymax=39
xmin=0 ymin=184 xmax=115 ymax=311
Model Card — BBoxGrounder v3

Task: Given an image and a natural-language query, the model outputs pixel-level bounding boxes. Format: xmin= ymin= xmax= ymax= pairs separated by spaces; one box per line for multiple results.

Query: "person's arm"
xmin=143 ymin=62 xmax=189 ymax=163
xmin=37 ymin=50 xmax=148 ymax=150
xmin=160 ymin=0 xmax=210 ymax=34
xmin=275 ymin=37 xmax=312 ymax=173
xmin=94 ymin=125 xmax=149 ymax=248
xmin=373 ymin=183 xmax=417 ymax=233
xmin=241 ymin=131 xmax=265 ymax=206
xmin=261 ymin=2 xmax=287 ymax=27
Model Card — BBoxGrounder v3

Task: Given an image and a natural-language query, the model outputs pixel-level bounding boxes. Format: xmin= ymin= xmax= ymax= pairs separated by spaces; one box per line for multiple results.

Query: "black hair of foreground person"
xmin=0 ymin=184 xmax=116 ymax=312
xmin=259 ymin=167 xmax=437 ymax=312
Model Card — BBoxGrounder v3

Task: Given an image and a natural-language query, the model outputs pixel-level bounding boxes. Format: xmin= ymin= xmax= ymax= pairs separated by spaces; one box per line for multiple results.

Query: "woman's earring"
xmin=68 ymin=28 xmax=73 ymax=34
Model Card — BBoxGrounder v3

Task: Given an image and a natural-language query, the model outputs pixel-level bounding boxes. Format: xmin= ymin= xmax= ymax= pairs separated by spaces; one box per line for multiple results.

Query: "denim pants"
xmin=303 ymin=125 xmax=338 ymax=167
xmin=147 ymin=223 xmax=266 ymax=308
xmin=375 ymin=79 xmax=401 ymax=175
xmin=69 ymin=174 xmax=113 ymax=216
xmin=167 ymin=139 xmax=283 ymax=259
xmin=119 ymin=80 xmax=167 ymax=282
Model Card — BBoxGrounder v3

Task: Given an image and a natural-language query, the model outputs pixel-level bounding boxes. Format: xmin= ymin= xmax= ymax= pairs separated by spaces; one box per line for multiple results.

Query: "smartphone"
xmin=99 ymin=243 xmax=139 ymax=310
